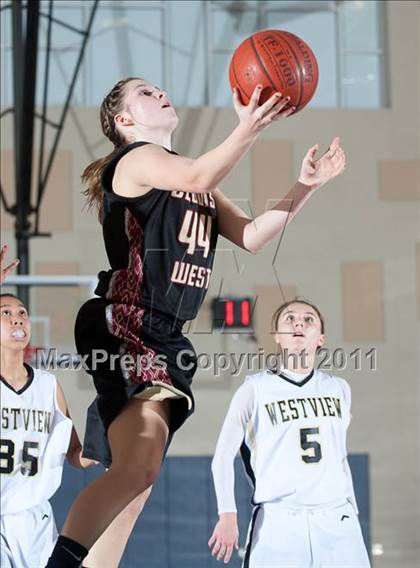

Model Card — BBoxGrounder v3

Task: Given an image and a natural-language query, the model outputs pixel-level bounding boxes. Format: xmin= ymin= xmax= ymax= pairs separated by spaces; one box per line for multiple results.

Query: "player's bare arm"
xmin=113 ymin=86 xmax=292 ymax=198
xmin=55 ymin=382 xmax=97 ymax=469
xmin=214 ymin=137 xmax=346 ymax=254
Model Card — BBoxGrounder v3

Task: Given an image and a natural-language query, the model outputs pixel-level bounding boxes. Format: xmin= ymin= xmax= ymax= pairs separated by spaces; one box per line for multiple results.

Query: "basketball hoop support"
xmin=4 ymin=275 xmax=98 ymax=298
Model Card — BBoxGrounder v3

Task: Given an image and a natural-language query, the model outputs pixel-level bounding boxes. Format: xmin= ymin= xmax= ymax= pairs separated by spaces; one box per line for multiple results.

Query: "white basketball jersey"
xmin=241 ymin=369 xmax=356 ymax=507
xmin=0 ymin=366 xmax=72 ymax=515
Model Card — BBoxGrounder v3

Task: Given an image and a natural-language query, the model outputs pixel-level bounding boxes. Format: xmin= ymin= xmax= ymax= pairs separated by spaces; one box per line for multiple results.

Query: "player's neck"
xmin=282 ymin=353 xmax=316 ymax=375
xmin=0 ymin=351 xmax=28 ymax=389
xmin=129 ymin=128 xmax=172 ymax=151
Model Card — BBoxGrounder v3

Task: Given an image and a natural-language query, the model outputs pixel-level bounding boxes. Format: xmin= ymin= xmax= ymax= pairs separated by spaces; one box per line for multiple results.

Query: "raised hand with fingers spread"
xmin=0 ymin=244 xmax=19 ymax=285
xmin=298 ymin=136 xmax=346 ymax=190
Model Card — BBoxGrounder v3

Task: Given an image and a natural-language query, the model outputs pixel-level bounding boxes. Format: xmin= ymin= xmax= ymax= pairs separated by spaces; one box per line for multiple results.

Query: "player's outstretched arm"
xmin=214 ymin=137 xmax=346 ymax=253
xmin=0 ymin=244 xmax=19 ymax=285
xmin=209 ymin=512 xmax=239 ymax=564
xmin=113 ymin=86 xmax=292 ymax=198
xmin=56 ymin=381 xmax=97 ymax=469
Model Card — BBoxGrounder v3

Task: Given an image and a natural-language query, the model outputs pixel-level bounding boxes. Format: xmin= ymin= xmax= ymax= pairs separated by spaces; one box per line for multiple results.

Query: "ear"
xmin=274 ymin=331 xmax=282 ymax=347
xmin=114 ymin=112 xmax=134 ymax=127
xmin=318 ymin=334 xmax=325 ymax=348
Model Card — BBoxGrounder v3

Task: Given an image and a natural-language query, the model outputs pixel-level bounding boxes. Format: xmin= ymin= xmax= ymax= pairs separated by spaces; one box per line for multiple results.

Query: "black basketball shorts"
xmin=74 ymin=298 xmax=197 ymax=467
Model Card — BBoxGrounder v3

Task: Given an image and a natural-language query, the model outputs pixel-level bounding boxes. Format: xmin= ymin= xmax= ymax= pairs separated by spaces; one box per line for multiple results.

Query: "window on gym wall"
xmin=208 ymin=0 xmax=387 ymax=108
xmin=0 ymin=0 xmax=387 ymax=109
xmin=339 ymin=0 xmax=387 ymax=107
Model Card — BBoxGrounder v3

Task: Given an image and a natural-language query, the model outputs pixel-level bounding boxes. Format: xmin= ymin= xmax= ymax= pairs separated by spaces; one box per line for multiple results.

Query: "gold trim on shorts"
xmin=134 ymin=383 xmax=193 ymax=410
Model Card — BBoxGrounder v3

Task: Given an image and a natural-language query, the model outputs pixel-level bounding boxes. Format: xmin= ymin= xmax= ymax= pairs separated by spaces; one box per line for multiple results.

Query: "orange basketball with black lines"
xmin=229 ymin=30 xmax=319 ymax=115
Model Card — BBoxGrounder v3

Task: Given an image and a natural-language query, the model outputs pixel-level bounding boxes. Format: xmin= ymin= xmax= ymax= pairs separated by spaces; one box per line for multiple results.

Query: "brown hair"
xmin=271 ymin=297 xmax=325 ymax=334
xmin=81 ymin=77 xmax=138 ymax=214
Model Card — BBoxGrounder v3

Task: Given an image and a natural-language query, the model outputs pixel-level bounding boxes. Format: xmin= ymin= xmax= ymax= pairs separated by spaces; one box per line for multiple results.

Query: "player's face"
xmin=0 ymin=296 xmax=31 ymax=352
xmin=119 ymin=79 xmax=178 ymax=132
xmin=274 ymin=302 xmax=324 ymax=360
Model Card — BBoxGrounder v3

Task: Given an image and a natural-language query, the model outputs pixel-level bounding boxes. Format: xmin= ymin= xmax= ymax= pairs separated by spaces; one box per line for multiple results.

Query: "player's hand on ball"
xmin=233 ymin=85 xmax=294 ymax=134
xmin=0 ymin=244 xmax=19 ymax=285
xmin=298 ymin=137 xmax=346 ymax=190
xmin=208 ymin=513 xmax=239 ymax=564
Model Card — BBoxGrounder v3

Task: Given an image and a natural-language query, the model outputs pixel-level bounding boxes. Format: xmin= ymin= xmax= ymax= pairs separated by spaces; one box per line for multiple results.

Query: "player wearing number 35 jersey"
xmin=1 ymin=366 xmax=72 ymax=566
xmin=0 ymin=283 xmax=96 ymax=568
xmin=209 ymin=299 xmax=370 ymax=567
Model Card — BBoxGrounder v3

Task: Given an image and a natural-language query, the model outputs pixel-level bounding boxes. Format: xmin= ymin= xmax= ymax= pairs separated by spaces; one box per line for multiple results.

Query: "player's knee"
xmin=119 ymin=463 xmax=160 ymax=495
xmin=140 ymin=464 xmax=161 ymax=488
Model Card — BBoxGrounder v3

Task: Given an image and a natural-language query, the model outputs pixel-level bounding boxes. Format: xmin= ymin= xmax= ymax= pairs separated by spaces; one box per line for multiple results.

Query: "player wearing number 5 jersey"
xmin=0 ymin=247 xmax=95 ymax=568
xmin=47 ymin=77 xmax=346 ymax=567
xmin=209 ymin=300 xmax=370 ymax=567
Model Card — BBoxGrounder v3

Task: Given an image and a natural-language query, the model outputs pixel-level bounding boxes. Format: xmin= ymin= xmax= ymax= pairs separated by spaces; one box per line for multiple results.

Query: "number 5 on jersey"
xmin=300 ymin=427 xmax=322 ymax=463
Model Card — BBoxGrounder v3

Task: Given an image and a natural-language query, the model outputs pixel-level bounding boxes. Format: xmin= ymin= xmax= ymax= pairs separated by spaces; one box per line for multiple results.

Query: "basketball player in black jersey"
xmin=47 ymin=78 xmax=346 ymax=567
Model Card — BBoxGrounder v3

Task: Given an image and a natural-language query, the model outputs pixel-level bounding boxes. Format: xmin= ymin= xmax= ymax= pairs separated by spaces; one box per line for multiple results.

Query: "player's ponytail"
xmin=82 ymin=77 xmax=138 ymax=219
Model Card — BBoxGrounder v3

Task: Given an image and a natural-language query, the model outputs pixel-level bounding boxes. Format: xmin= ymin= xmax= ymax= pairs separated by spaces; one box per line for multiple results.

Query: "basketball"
xmin=229 ymin=29 xmax=319 ymax=114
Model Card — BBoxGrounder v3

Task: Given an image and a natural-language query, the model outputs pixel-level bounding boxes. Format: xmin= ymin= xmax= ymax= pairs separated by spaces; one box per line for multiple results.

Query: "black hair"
xmin=0 ymin=293 xmax=28 ymax=310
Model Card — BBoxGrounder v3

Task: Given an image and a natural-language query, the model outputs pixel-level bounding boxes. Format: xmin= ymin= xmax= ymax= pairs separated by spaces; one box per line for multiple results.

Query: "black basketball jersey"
xmin=95 ymin=142 xmax=218 ymax=321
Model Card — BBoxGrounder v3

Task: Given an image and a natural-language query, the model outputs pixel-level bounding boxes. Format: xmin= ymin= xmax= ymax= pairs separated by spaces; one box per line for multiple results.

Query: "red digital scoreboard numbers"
xmin=211 ymin=297 xmax=252 ymax=329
